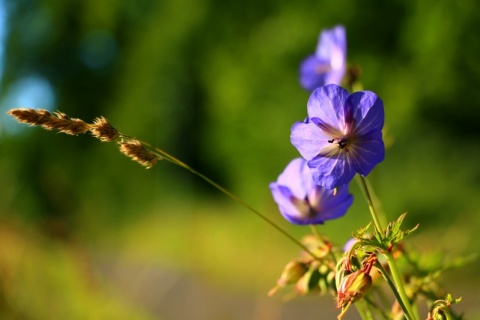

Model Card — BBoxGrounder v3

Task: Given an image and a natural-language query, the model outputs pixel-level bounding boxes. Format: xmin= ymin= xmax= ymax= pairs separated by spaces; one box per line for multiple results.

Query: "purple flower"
xmin=290 ymin=84 xmax=385 ymax=189
xmin=300 ymin=25 xmax=346 ymax=91
xmin=270 ymin=158 xmax=353 ymax=225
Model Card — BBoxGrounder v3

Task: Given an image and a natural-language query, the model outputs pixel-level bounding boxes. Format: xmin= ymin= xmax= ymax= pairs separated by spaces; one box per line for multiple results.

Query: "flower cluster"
xmin=269 ymin=25 xmax=462 ymax=320
xmin=272 ymin=25 xmax=385 ymax=225
xmin=269 ymin=27 xmax=387 ymax=315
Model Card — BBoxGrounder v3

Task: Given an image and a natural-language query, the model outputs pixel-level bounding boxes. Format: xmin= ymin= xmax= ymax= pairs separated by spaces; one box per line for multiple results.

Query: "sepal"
xmin=354 ymin=213 xmax=418 ymax=252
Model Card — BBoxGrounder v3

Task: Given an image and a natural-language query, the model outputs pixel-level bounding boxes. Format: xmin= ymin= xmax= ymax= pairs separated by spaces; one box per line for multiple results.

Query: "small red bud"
xmin=336 ymin=269 xmax=372 ymax=309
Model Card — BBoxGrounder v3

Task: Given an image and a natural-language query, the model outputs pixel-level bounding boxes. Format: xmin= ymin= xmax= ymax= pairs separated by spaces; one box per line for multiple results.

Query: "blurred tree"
xmin=0 ymin=0 xmax=479 ymax=236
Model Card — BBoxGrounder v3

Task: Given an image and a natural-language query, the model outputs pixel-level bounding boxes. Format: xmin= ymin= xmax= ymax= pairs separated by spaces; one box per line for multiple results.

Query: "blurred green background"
xmin=0 ymin=0 xmax=479 ymax=319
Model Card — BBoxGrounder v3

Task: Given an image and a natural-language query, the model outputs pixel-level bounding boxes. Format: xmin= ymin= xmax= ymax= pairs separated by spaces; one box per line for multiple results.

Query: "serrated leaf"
xmin=380 ymin=213 xmax=418 ymax=250
xmin=354 ymin=222 xmax=372 ymax=238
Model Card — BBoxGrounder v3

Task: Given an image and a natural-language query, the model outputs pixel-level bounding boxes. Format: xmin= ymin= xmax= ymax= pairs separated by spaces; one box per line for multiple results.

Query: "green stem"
xmin=355 ymin=300 xmax=374 ymax=320
xmin=364 ymin=295 xmax=390 ymax=320
xmin=362 ymin=174 xmax=387 ymax=226
xmin=356 ymin=175 xmax=416 ymax=320
xmin=310 ymin=224 xmax=326 ymax=244
xmin=385 ymin=253 xmax=416 ymax=320
xmin=355 ymin=175 xmax=384 ymax=234
xmin=375 ymin=262 xmax=409 ymax=319
xmin=134 ymin=137 xmax=320 ymax=260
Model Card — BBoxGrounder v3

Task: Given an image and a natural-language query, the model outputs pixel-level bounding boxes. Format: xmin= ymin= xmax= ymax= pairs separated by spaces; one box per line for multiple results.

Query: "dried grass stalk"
xmin=90 ymin=116 xmax=120 ymax=142
xmin=118 ymin=139 xmax=160 ymax=169
xmin=9 ymin=107 xmax=161 ymax=169
xmin=7 ymin=108 xmax=91 ymax=135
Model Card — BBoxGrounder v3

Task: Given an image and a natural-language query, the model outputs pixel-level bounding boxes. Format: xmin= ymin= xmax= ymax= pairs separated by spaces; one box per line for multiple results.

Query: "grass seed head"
xmin=7 ymin=108 xmax=91 ymax=135
xmin=118 ymin=139 xmax=160 ymax=169
xmin=90 ymin=116 xmax=120 ymax=142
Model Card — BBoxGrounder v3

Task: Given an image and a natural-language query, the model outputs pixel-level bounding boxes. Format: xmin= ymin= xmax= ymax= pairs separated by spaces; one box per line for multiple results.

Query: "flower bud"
xmin=336 ymin=269 xmax=372 ymax=309
xmin=301 ymin=234 xmax=332 ymax=259
xmin=295 ymin=265 xmax=322 ymax=295
xmin=268 ymin=259 xmax=309 ymax=296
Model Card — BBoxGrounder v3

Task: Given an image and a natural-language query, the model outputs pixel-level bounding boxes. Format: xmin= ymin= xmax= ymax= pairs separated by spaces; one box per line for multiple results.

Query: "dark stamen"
xmin=328 ymin=138 xmax=348 ymax=149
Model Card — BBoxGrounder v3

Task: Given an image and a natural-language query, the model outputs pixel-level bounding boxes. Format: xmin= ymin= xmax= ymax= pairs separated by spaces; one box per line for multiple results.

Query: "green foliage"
xmin=354 ymin=213 xmax=419 ymax=252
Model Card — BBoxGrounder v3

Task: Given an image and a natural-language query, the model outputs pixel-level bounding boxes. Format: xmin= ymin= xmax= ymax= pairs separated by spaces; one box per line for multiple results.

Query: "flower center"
xmin=315 ymin=63 xmax=332 ymax=74
xmin=291 ymin=189 xmax=321 ymax=218
xmin=328 ymin=138 xmax=349 ymax=150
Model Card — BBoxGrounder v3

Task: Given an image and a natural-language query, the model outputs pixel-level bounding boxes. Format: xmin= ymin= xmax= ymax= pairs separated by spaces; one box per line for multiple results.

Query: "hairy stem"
xmin=355 ymin=175 xmax=384 ymax=234
xmin=357 ymin=175 xmax=416 ymax=320
xmin=385 ymin=253 xmax=416 ymax=320
xmin=375 ymin=262 xmax=410 ymax=319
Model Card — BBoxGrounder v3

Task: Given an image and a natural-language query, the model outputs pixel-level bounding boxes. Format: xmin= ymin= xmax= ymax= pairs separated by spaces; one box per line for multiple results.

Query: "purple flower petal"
xmin=291 ymin=84 xmax=385 ymax=188
xmin=307 ymin=85 xmax=350 ymax=131
xmin=276 ymin=157 xmax=313 ymax=199
xmin=299 ymin=25 xmax=347 ymax=91
xmin=315 ymin=26 xmax=346 ymax=62
xmin=350 ymin=132 xmax=385 ymax=176
xmin=270 ymin=158 xmax=353 ymax=225
xmin=346 ymin=91 xmax=384 ymax=135
xmin=300 ymin=55 xmax=329 ymax=92
xmin=316 ymin=185 xmax=353 ymax=220
xmin=290 ymin=120 xmax=330 ymax=161
xmin=269 ymin=184 xmax=302 ymax=221
xmin=307 ymin=155 xmax=356 ymax=190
